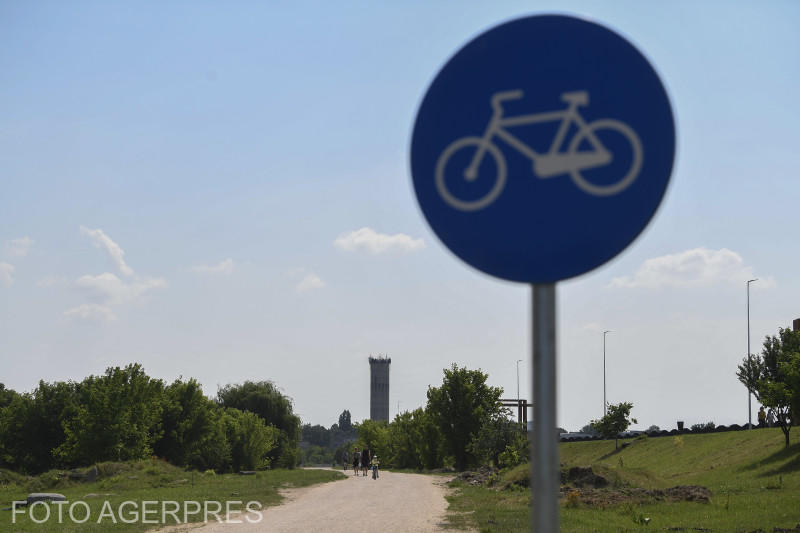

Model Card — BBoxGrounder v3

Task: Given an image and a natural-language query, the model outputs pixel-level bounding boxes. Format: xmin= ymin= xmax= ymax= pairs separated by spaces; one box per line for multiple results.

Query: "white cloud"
xmin=191 ymin=258 xmax=234 ymax=275
xmin=61 ymin=227 xmax=166 ymax=321
xmin=7 ymin=236 xmax=33 ymax=257
xmin=80 ymin=226 xmax=134 ymax=276
xmin=74 ymin=272 xmax=167 ymax=305
xmin=64 ymin=304 xmax=117 ymax=322
xmin=296 ymin=273 xmax=325 ymax=292
xmin=333 ymin=227 xmax=425 ymax=254
xmin=0 ymin=262 xmax=14 ymax=286
xmin=609 ymin=247 xmax=775 ymax=289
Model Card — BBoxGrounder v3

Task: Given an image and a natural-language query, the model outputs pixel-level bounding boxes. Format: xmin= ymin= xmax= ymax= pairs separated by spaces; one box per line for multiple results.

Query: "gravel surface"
xmin=156 ymin=468 xmax=456 ymax=533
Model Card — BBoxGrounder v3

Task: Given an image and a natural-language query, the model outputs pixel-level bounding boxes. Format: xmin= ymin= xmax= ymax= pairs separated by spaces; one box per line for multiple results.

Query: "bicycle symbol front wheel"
xmin=435 ymin=137 xmax=507 ymax=211
xmin=568 ymin=119 xmax=643 ymax=196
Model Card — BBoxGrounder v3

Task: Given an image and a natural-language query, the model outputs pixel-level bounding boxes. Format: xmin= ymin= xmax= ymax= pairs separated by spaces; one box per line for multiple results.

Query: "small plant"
xmin=498 ymin=445 xmax=522 ymax=470
xmin=620 ymin=503 xmax=649 ymax=526
xmin=564 ymin=489 xmax=581 ymax=508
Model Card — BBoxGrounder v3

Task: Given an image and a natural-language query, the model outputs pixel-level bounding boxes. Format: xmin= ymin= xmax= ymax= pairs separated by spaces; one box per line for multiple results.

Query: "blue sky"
xmin=1 ymin=1 xmax=798 ymax=432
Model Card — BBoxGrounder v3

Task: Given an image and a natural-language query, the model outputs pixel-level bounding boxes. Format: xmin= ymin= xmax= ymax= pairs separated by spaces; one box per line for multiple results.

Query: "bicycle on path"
xmin=435 ymin=89 xmax=643 ymax=211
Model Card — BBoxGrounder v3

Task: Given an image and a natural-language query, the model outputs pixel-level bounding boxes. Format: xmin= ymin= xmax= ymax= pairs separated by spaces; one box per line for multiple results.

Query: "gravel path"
xmin=158 ymin=468 xmax=456 ymax=533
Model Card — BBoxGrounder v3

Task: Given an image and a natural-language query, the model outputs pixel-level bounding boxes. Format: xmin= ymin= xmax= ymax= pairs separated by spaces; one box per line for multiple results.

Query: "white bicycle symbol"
xmin=435 ymin=90 xmax=643 ymax=211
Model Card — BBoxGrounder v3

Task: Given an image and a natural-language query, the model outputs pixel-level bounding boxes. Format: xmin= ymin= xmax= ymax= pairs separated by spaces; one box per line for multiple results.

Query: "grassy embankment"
xmin=0 ymin=460 xmax=345 ymax=532
xmin=446 ymin=428 xmax=800 ymax=532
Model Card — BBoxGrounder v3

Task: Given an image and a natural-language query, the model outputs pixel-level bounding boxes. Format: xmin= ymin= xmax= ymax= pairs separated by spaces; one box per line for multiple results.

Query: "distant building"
xmin=369 ymin=355 xmax=391 ymax=422
xmin=793 ymin=318 xmax=800 ymax=332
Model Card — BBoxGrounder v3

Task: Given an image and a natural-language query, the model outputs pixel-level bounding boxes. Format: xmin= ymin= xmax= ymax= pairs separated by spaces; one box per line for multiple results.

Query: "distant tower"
xmin=369 ymin=355 xmax=391 ymax=422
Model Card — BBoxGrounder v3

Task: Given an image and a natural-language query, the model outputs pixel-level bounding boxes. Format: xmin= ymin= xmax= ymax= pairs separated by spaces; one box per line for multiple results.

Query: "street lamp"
xmin=516 ymin=359 xmax=523 ymax=401
xmin=603 ymin=330 xmax=611 ymax=416
xmin=747 ymin=278 xmax=758 ymax=429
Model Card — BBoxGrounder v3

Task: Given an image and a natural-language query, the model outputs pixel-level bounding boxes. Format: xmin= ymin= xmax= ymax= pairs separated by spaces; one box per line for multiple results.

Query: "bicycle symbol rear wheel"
xmin=435 ymin=137 xmax=507 ymax=211
xmin=568 ymin=119 xmax=642 ymax=196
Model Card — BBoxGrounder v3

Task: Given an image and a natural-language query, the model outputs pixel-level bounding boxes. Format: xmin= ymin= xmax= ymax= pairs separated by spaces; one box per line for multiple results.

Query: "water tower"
xmin=369 ymin=355 xmax=391 ymax=422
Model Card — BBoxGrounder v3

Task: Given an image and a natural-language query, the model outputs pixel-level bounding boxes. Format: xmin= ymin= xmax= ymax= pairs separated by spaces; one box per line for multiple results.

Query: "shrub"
xmin=691 ymin=421 xmax=716 ymax=432
xmin=565 ymin=489 xmax=581 ymax=508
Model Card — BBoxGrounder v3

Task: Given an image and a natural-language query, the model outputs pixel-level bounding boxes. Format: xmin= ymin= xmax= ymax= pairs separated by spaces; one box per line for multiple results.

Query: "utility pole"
xmin=603 ymin=330 xmax=611 ymax=416
xmin=747 ymin=278 xmax=758 ymax=429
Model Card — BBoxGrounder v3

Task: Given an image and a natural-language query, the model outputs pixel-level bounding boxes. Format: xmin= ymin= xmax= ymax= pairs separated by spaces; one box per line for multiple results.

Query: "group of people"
xmin=343 ymin=446 xmax=380 ymax=479
xmin=758 ymin=406 xmax=777 ymax=427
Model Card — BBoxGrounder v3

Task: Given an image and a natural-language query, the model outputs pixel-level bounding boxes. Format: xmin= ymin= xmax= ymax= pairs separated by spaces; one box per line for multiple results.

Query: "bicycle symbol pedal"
xmin=435 ymin=90 xmax=643 ymax=211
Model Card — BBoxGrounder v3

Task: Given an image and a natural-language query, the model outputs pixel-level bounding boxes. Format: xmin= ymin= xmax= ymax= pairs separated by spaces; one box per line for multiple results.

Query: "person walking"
xmin=352 ymin=447 xmax=360 ymax=476
xmin=758 ymin=406 xmax=767 ymax=428
xmin=767 ymin=408 xmax=775 ymax=428
xmin=361 ymin=447 xmax=370 ymax=478
xmin=342 ymin=450 xmax=349 ymax=471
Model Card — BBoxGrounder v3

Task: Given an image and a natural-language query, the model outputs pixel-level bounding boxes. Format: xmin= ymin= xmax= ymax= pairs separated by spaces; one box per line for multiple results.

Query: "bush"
xmin=690 ymin=421 xmax=716 ymax=432
xmin=469 ymin=416 xmax=528 ymax=469
xmin=565 ymin=489 xmax=581 ymax=508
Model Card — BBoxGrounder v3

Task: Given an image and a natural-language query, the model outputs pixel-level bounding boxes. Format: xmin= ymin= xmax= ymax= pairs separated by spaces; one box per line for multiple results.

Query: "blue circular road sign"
xmin=411 ymin=15 xmax=675 ymax=283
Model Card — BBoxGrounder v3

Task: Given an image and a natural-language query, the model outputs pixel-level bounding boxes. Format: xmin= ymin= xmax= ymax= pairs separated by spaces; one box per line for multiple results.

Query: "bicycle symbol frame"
xmin=435 ymin=90 xmax=643 ymax=211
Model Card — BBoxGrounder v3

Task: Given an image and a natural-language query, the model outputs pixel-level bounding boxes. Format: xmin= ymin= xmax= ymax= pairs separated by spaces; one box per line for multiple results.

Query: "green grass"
xmin=0 ymin=460 xmax=345 ymax=532
xmin=445 ymin=428 xmax=800 ymax=532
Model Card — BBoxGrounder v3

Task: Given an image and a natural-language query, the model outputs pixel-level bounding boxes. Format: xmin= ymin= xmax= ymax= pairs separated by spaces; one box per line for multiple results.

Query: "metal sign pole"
xmin=531 ymin=283 xmax=558 ymax=532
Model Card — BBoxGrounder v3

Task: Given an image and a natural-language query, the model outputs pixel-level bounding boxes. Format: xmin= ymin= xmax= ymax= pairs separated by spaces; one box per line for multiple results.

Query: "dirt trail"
xmin=157 ymin=468 xmax=457 ymax=533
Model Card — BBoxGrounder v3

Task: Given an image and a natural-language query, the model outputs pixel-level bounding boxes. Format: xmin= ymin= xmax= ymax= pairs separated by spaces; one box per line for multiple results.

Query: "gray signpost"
xmin=410 ymin=14 xmax=675 ymax=531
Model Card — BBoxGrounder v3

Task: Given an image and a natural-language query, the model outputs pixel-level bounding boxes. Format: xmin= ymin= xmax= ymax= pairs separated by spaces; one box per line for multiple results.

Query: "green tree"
xmin=0 ymin=381 xmax=78 ymax=472
xmin=217 ymin=381 xmax=301 ymax=468
xmin=154 ymin=378 xmax=215 ymax=467
xmin=356 ymin=419 xmax=390 ymax=460
xmin=737 ymin=326 xmax=800 ymax=448
xmin=190 ymin=407 xmax=232 ymax=472
xmin=56 ymin=364 xmax=165 ymax=465
xmin=338 ymin=410 xmax=352 ymax=432
xmin=222 ymin=408 xmax=279 ymax=471
xmin=388 ymin=409 xmax=444 ymax=470
xmin=301 ymin=424 xmax=331 ymax=447
xmin=426 ymin=364 xmax=504 ymax=470
xmin=0 ymin=384 xmax=17 ymax=409
xmin=468 ymin=412 xmax=528 ymax=468
xmin=389 ymin=409 xmax=432 ymax=469
xmin=590 ymin=402 xmax=637 ymax=449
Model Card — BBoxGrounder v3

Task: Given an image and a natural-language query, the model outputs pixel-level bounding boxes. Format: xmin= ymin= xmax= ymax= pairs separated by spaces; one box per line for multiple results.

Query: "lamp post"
xmin=516 ymin=359 xmax=523 ymax=401
xmin=603 ymin=330 xmax=611 ymax=416
xmin=747 ymin=278 xmax=758 ymax=429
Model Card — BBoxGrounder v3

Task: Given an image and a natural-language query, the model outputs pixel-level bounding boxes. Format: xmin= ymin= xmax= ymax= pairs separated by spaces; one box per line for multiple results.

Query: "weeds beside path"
xmin=445 ymin=428 xmax=800 ymax=532
xmin=0 ymin=461 xmax=343 ymax=533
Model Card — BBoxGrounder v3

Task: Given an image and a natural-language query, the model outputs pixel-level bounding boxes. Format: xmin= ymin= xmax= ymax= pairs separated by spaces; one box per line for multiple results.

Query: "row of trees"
xmin=0 ymin=364 xmax=301 ymax=474
xmin=299 ymin=410 xmax=357 ymax=465
xmin=346 ymin=364 xmax=528 ymax=472
xmin=738 ymin=325 xmax=800 ymax=447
